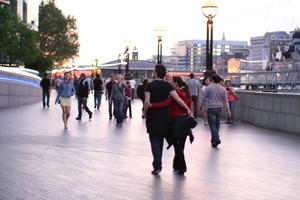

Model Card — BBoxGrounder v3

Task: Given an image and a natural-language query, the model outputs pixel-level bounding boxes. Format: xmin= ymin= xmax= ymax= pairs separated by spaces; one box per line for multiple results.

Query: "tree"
xmin=0 ymin=5 xmax=39 ymax=66
xmin=38 ymin=1 xmax=79 ymax=65
xmin=25 ymin=53 xmax=53 ymax=74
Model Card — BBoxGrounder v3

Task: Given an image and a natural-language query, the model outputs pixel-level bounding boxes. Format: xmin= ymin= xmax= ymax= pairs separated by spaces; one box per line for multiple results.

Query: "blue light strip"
xmin=0 ymin=74 xmax=40 ymax=86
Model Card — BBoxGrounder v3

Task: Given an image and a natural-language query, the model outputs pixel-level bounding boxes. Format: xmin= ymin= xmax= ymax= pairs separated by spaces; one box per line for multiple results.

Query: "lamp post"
xmin=117 ymin=53 xmax=121 ymax=74
xmin=154 ymin=27 xmax=165 ymax=64
xmin=123 ymin=40 xmax=131 ymax=80
xmin=202 ymin=0 xmax=218 ymax=77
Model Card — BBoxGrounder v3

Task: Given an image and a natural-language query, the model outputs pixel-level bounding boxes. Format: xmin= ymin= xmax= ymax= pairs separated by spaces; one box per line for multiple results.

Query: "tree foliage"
xmin=38 ymin=1 xmax=80 ymax=65
xmin=25 ymin=53 xmax=53 ymax=74
xmin=0 ymin=5 xmax=39 ymax=65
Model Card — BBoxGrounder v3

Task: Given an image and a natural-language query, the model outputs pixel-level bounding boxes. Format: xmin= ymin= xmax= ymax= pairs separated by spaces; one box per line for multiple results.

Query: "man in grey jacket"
xmin=110 ymin=75 xmax=127 ymax=127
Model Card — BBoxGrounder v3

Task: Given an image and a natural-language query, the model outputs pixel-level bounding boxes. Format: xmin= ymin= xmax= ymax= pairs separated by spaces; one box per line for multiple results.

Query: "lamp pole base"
xmin=204 ymin=69 xmax=216 ymax=78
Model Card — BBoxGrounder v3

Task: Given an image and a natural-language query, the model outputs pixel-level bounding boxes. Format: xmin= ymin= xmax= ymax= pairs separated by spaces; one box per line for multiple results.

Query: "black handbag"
xmin=186 ymin=116 xmax=197 ymax=129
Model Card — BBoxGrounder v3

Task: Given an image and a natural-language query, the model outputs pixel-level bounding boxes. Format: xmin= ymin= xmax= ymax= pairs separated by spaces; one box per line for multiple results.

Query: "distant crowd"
xmin=40 ymin=64 xmax=240 ymax=175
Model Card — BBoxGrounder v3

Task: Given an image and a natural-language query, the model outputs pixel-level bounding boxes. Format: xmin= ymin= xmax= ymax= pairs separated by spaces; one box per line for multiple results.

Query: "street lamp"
xmin=154 ymin=26 xmax=165 ymax=64
xmin=202 ymin=0 xmax=218 ymax=77
xmin=117 ymin=53 xmax=121 ymax=74
xmin=123 ymin=40 xmax=131 ymax=80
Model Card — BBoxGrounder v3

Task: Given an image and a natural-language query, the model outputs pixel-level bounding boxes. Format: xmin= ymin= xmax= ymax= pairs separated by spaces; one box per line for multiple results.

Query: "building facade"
xmin=170 ymin=39 xmax=249 ymax=72
xmin=249 ymin=31 xmax=290 ymax=70
xmin=9 ymin=0 xmax=39 ymax=29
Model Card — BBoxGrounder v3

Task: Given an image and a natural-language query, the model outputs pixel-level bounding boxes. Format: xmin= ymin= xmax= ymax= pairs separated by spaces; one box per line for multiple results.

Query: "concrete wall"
xmin=235 ymin=91 xmax=300 ymax=135
xmin=0 ymin=80 xmax=41 ymax=108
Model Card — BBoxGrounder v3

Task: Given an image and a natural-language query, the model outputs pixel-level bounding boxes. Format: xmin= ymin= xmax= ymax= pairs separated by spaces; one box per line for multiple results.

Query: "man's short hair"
xmin=155 ymin=64 xmax=166 ymax=79
xmin=189 ymin=73 xmax=194 ymax=79
xmin=96 ymin=74 xmax=100 ymax=78
xmin=211 ymin=74 xmax=223 ymax=83
xmin=80 ymin=73 xmax=86 ymax=78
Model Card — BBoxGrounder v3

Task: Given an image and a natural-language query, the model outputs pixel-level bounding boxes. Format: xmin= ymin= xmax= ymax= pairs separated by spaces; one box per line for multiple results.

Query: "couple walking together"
xmin=144 ymin=64 xmax=192 ymax=175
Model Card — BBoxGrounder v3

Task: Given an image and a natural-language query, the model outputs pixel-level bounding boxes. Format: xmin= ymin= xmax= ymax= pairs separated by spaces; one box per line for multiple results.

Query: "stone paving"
xmin=0 ymin=95 xmax=300 ymax=200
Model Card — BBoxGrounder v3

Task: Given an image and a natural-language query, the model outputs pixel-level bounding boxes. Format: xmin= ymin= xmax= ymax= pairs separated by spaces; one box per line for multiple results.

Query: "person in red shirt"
xmin=150 ymin=76 xmax=192 ymax=175
xmin=225 ymin=80 xmax=239 ymax=124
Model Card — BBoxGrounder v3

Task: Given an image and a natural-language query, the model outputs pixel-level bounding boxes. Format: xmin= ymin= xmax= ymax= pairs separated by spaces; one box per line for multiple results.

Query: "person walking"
xmin=199 ymin=77 xmax=211 ymax=125
xmin=150 ymin=76 xmax=193 ymax=175
xmin=55 ymin=72 xmax=75 ymax=129
xmin=55 ymin=76 xmax=63 ymax=91
xmin=40 ymin=73 xmax=51 ymax=108
xmin=224 ymin=80 xmax=239 ymax=124
xmin=124 ymin=81 xmax=132 ymax=118
xmin=129 ymin=78 xmax=136 ymax=100
xmin=105 ymin=75 xmax=115 ymax=120
xmin=144 ymin=64 xmax=191 ymax=175
xmin=186 ymin=73 xmax=200 ymax=119
xmin=201 ymin=74 xmax=231 ymax=148
xmin=110 ymin=75 xmax=127 ymax=127
xmin=137 ymin=78 xmax=149 ymax=118
xmin=93 ymin=74 xmax=104 ymax=110
xmin=76 ymin=73 xmax=93 ymax=120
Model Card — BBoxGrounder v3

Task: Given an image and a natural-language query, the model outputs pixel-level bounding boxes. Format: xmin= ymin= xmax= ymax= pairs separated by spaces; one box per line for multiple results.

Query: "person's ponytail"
xmin=182 ymin=82 xmax=191 ymax=98
xmin=173 ymin=76 xmax=191 ymax=97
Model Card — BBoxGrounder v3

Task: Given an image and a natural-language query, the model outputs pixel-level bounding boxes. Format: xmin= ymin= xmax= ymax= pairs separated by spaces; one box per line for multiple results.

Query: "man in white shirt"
xmin=129 ymin=78 xmax=136 ymax=100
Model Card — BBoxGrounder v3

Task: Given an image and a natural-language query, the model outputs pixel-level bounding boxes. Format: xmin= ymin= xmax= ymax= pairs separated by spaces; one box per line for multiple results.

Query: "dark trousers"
xmin=94 ymin=90 xmax=102 ymax=109
xmin=125 ymin=99 xmax=132 ymax=117
xmin=42 ymin=90 xmax=50 ymax=107
xmin=77 ymin=97 xmax=92 ymax=118
xmin=113 ymin=99 xmax=124 ymax=124
xmin=149 ymin=134 xmax=164 ymax=170
xmin=131 ymin=88 xmax=135 ymax=100
xmin=207 ymin=107 xmax=222 ymax=143
xmin=191 ymin=95 xmax=198 ymax=118
xmin=173 ymin=137 xmax=187 ymax=171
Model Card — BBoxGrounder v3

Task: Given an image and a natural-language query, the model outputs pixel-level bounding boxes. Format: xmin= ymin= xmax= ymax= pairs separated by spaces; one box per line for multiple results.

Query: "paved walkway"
xmin=0 ymin=96 xmax=300 ymax=200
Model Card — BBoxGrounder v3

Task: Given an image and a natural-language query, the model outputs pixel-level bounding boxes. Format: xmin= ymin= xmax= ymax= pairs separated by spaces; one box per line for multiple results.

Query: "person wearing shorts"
xmin=55 ymin=72 xmax=75 ymax=129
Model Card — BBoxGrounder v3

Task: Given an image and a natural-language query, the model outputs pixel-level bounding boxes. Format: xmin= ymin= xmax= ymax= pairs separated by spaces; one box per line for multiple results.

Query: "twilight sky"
xmin=44 ymin=0 xmax=300 ymax=65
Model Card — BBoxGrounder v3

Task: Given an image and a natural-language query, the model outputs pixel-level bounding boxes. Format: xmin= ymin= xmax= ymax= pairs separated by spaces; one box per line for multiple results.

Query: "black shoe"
xmin=211 ymin=141 xmax=221 ymax=148
xmin=76 ymin=117 xmax=81 ymax=120
xmin=178 ymin=169 xmax=187 ymax=175
xmin=151 ymin=169 xmax=162 ymax=175
xmin=109 ymin=117 xmax=112 ymax=120
xmin=47 ymin=105 xmax=50 ymax=108
xmin=89 ymin=112 xmax=93 ymax=119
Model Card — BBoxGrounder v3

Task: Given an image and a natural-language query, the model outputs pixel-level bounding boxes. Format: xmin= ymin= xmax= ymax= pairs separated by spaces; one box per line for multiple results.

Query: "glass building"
xmin=170 ymin=39 xmax=249 ymax=72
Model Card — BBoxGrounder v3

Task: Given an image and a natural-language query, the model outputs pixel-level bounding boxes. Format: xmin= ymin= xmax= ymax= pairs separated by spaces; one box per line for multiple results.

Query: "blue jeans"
xmin=227 ymin=101 xmax=236 ymax=122
xmin=113 ymin=99 xmax=124 ymax=124
xmin=207 ymin=107 xmax=222 ymax=143
xmin=94 ymin=90 xmax=102 ymax=109
xmin=149 ymin=135 xmax=164 ymax=170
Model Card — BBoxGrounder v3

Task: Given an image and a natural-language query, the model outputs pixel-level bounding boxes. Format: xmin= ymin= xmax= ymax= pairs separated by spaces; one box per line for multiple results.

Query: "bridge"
xmin=0 ymin=95 xmax=300 ymax=200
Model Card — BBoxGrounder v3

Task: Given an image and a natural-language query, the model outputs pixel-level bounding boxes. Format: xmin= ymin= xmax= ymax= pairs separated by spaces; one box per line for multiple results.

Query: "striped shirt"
xmin=203 ymin=84 xmax=228 ymax=109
